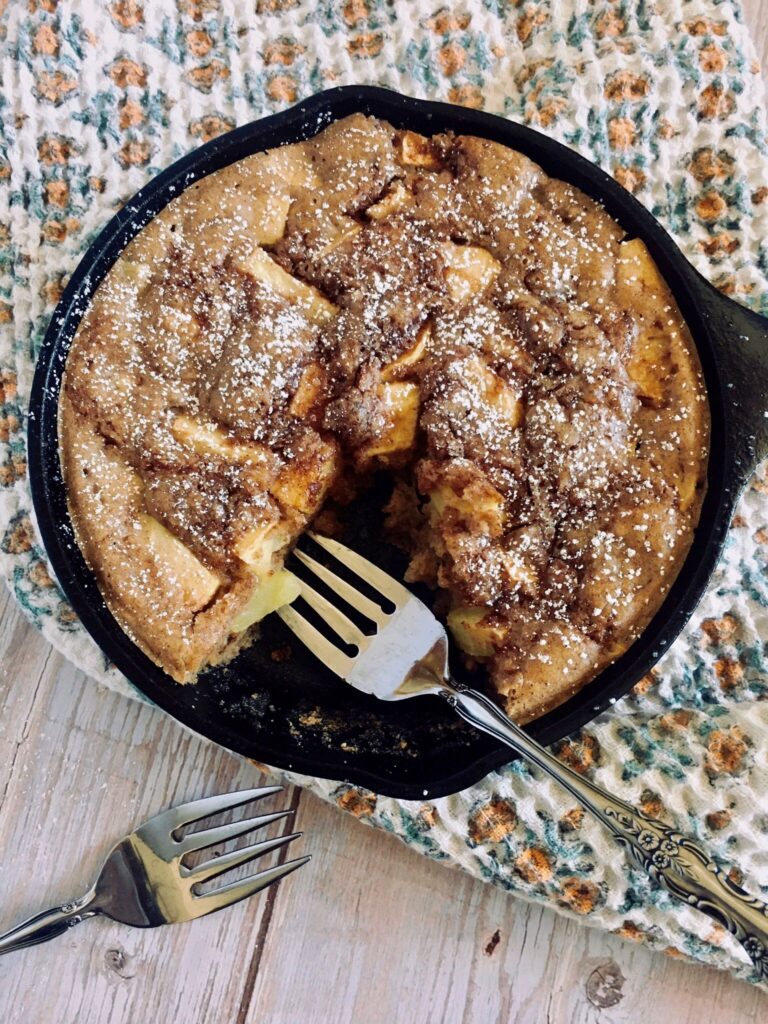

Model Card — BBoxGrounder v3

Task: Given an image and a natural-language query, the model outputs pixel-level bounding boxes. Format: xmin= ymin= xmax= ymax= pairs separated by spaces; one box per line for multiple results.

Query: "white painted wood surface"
xmin=2 ymin=7 xmax=768 ymax=1019
xmin=1 ymin=588 xmax=766 ymax=1023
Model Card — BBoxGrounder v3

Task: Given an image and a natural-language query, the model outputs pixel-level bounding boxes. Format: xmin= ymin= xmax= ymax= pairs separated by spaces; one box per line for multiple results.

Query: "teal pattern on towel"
xmin=0 ymin=0 xmax=766 ymax=987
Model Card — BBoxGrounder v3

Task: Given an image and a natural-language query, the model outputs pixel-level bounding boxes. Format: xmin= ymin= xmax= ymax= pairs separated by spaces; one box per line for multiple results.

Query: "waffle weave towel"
xmin=1 ymin=0 xmax=767 ymax=986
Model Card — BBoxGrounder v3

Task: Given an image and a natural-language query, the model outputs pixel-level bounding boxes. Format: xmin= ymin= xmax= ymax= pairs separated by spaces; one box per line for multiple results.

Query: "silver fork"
xmin=0 ymin=786 xmax=308 ymax=956
xmin=279 ymin=533 xmax=768 ymax=978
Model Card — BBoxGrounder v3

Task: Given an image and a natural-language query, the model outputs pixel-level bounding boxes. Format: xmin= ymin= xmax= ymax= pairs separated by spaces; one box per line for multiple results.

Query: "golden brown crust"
xmin=60 ymin=394 xmax=256 ymax=681
xmin=60 ymin=114 xmax=709 ymax=715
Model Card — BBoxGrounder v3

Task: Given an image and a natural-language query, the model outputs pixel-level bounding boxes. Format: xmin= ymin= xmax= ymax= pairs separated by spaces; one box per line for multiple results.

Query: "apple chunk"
xmin=366 ymin=181 xmax=413 ymax=221
xmin=395 ymin=130 xmax=443 ymax=170
xmin=627 ymin=329 xmax=667 ymax=405
xmin=231 ymin=570 xmax=301 ymax=632
xmin=441 ymin=242 xmax=501 ymax=304
xmin=381 ymin=322 xmax=431 ymax=381
xmin=427 ymin=470 xmax=505 ymax=535
xmin=140 ymin=514 xmax=220 ymax=609
xmin=448 ymin=607 xmax=506 ymax=658
xmin=363 ymin=382 xmax=420 ymax=457
xmin=235 ymin=246 xmax=338 ymax=324
xmin=234 ymin=522 xmax=292 ymax=579
xmin=172 ymin=414 xmax=274 ymax=468
xmin=617 ymin=237 xmax=666 ymax=295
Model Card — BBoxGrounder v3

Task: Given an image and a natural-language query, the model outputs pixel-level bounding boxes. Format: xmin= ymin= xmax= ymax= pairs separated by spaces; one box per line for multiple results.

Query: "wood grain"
xmin=253 ymin=792 xmax=768 ymax=1024
xmin=0 ymin=589 xmax=298 ymax=1022
xmin=1 ymin=10 xmax=767 ymax=1022
xmin=1 ymin=598 xmax=766 ymax=1022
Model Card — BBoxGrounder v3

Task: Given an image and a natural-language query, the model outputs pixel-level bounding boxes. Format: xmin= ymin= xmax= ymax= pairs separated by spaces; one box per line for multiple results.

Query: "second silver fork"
xmin=0 ymin=786 xmax=307 ymax=956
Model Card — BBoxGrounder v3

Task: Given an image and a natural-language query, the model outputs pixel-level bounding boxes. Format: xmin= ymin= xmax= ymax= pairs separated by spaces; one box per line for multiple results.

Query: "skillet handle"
xmin=696 ymin=278 xmax=768 ymax=476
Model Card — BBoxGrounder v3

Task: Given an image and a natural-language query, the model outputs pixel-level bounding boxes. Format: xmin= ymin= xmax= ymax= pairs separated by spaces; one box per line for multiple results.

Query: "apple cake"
xmin=60 ymin=113 xmax=709 ymax=721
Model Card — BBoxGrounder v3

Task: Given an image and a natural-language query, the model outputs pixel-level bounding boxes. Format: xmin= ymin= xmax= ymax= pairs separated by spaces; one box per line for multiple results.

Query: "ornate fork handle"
xmin=0 ymin=890 xmax=98 ymax=956
xmin=442 ymin=684 xmax=768 ymax=979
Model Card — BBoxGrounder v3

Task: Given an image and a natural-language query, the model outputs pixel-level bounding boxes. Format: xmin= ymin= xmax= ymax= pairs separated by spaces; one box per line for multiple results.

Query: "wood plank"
xmin=2 ymin=602 xmax=765 ymax=1024
xmin=0 ymin=608 xmax=302 ymax=1022
xmin=246 ymin=788 xmax=767 ymax=1024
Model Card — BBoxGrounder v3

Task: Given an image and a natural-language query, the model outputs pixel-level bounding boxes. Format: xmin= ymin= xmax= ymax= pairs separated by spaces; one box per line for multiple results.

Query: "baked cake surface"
xmin=60 ymin=114 xmax=709 ymax=721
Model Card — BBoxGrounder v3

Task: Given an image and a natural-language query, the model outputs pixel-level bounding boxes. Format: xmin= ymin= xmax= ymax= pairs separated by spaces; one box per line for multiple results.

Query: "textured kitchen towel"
xmin=1 ymin=0 xmax=767 ymax=987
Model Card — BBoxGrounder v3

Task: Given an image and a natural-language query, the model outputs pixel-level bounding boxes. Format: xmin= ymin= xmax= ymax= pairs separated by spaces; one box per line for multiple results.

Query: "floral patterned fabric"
xmin=1 ymin=0 xmax=767 ymax=987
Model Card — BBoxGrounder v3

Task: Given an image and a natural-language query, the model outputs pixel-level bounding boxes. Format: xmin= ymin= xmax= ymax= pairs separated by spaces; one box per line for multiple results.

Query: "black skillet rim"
xmin=28 ymin=85 xmax=741 ymax=799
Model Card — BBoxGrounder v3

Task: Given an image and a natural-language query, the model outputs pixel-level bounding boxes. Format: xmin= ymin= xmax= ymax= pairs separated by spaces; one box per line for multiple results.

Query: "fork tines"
xmin=157 ymin=786 xmax=309 ymax=912
xmin=278 ymin=533 xmax=409 ymax=674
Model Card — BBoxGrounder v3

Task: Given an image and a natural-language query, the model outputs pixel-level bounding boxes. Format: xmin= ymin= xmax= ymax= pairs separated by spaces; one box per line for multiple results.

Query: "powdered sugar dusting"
xmin=61 ymin=114 xmax=709 ymax=714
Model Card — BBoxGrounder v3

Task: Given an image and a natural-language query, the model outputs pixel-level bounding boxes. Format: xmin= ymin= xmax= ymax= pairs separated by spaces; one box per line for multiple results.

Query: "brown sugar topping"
xmin=60 ymin=114 xmax=709 ymax=721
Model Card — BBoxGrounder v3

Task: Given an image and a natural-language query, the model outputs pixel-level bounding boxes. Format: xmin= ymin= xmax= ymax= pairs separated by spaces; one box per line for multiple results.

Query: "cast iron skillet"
xmin=28 ymin=86 xmax=768 ymax=799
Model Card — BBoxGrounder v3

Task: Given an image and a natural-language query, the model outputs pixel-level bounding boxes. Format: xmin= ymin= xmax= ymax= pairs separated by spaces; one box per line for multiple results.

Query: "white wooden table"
xmin=2 ymin=7 xmax=768 ymax=1019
